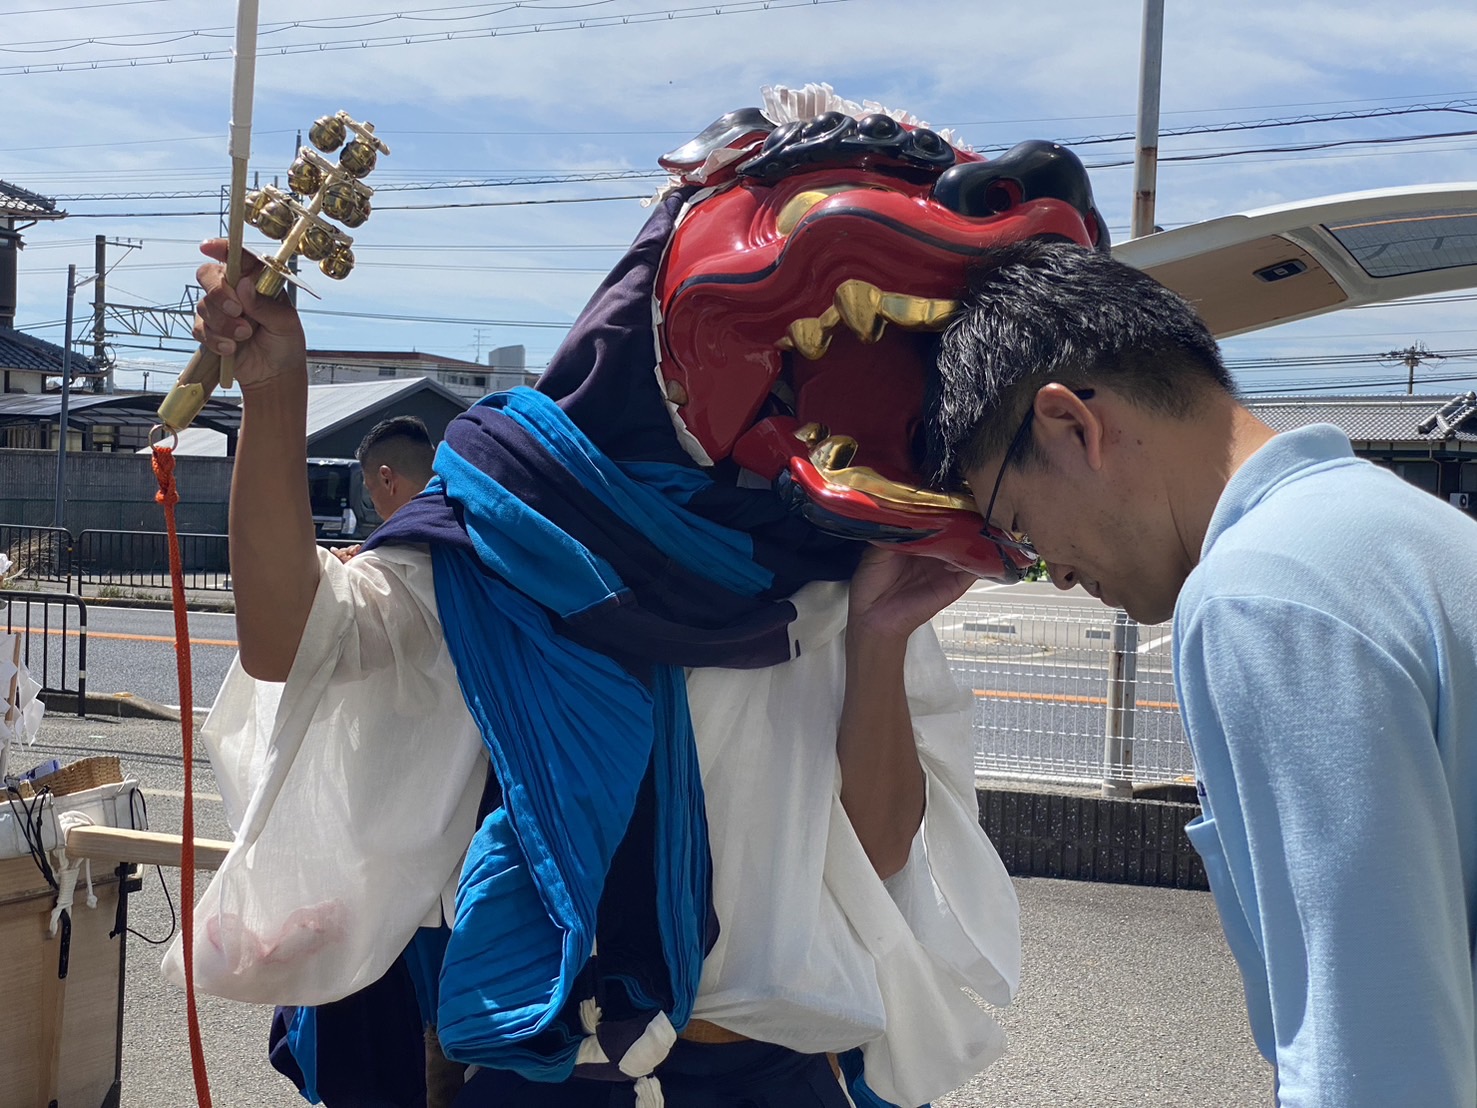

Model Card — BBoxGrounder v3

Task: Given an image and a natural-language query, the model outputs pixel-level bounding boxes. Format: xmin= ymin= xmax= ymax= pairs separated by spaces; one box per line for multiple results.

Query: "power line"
xmin=949 ymin=89 xmax=1477 ymax=130
xmin=0 ymin=130 xmax=298 ymax=155
xmin=2 ymin=0 xmax=620 ymax=47
xmin=3 ymin=0 xmax=173 ymax=15
xmin=1085 ymin=127 xmax=1477 ymax=169
xmin=32 ymin=117 xmax=1477 ymax=206
xmin=1239 ymin=370 xmax=1477 ymax=395
xmin=24 ymin=260 xmax=613 ymax=275
xmin=52 ymin=192 xmax=652 ymax=217
xmin=300 ymin=306 xmax=572 ymax=328
xmin=49 ymin=169 xmax=662 ymax=203
xmin=1009 ymin=98 xmax=1477 ymax=153
xmin=381 ymin=193 xmax=649 ymax=210
xmin=0 ymin=0 xmax=850 ymax=76
xmin=27 ymin=235 xmax=630 ymax=251
xmin=10 ymin=94 xmax=1477 ymax=157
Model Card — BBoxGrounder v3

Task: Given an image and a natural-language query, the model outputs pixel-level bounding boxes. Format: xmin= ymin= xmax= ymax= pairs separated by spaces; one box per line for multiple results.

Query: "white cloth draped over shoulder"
xmin=164 ymin=544 xmax=1020 ymax=1107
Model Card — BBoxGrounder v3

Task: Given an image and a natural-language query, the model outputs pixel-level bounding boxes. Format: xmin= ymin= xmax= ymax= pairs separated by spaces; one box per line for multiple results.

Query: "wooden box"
xmin=0 ymin=772 xmax=142 ymax=1108
xmin=0 ymin=852 xmax=129 ymax=1108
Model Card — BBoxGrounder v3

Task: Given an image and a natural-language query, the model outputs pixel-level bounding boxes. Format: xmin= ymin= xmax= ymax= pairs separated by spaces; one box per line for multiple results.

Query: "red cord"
xmin=152 ymin=444 xmax=213 ymax=1108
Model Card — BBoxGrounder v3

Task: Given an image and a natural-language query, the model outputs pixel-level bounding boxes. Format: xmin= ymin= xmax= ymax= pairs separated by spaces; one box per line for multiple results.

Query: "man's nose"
xmin=1048 ymin=563 xmax=1077 ymax=591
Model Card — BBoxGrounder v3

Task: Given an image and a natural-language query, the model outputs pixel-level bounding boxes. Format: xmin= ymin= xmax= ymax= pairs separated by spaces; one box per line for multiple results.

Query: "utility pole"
xmin=1385 ymin=343 xmax=1445 ymax=394
xmin=54 ymin=264 xmax=102 ymax=529
xmin=89 ymin=236 xmax=140 ymax=391
xmin=56 ymin=266 xmax=78 ymax=529
xmin=93 ymin=235 xmax=108 ymax=391
xmin=1130 ymin=0 xmax=1166 ymax=239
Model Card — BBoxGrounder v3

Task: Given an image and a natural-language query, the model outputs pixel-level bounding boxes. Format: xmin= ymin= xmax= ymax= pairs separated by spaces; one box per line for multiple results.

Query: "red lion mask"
xmin=651 ymin=86 xmax=1108 ymax=579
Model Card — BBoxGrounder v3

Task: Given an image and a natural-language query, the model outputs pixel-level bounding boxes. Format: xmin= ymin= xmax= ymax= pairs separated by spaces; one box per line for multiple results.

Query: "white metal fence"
xmin=934 ymin=596 xmax=1193 ymax=791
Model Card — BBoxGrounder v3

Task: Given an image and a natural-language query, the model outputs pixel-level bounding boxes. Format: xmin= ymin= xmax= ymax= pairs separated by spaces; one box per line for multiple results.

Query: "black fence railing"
xmin=0 ymin=524 xmax=73 ymax=586
xmin=1 ymin=528 xmax=362 ymax=597
xmin=0 ymin=590 xmax=87 ymax=716
xmin=73 ymin=529 xmax=230 ymax=593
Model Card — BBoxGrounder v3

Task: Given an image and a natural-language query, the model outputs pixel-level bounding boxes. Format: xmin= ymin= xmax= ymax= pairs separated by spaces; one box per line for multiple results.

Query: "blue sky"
xmin=4 ymin=0 xmax=1477 ymax=395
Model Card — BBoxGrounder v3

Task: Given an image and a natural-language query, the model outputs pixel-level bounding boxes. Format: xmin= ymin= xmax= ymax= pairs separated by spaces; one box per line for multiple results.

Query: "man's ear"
xmin=1032 ymin=384 xmax=1104 ymax=472
xmin=378 ymin=463 xmax=394 ymax=487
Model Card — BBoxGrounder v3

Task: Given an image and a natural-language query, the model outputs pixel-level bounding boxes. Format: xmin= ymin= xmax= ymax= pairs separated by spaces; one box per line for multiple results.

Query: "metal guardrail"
xmin=0 ymin=524 xmax=72 ymax=586
xmin=4 ymin=527 xmax=1189 ymax=785
xmin=3 ymin=527 xmax=363 ymax=596
xmin=935 ymin=597 xmax=1190 ymax=792
xmin=0 ymin=590 xmax=87 ymax=717
xmin=73 ymin=529 xmax=230 ymax=594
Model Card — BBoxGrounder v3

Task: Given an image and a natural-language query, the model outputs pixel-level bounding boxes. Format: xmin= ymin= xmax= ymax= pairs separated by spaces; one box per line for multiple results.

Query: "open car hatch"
xmin=1113 ymin=183 xmax=1477 ymax=338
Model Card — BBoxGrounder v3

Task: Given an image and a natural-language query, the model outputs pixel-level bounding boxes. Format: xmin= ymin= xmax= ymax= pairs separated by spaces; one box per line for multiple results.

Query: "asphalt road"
xmin=85 ymin=605 xmax=239 ymax=710
xmin=11 ymin=601 xmax=240 ymax=710
xmin=20 ymin=715 xmax=1273 ymax=1108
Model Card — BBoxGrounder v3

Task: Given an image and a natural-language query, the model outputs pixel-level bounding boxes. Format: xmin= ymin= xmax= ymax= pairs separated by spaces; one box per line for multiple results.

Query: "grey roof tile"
xmin=0 ymin=180 xmax=63 ymax=220
xmin=1246 ymin=392 xmax=1477 ymax=443
xmin=0 ymin=327 xmax=95 ymax=374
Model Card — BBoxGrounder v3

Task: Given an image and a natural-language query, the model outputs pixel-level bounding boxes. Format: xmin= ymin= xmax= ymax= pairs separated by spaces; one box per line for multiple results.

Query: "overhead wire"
xmin=8 ymin=93 xmax=1477 ymax=158
xmin=3 ymin=0 xmax=172 ymax=14
xmin=50 ymin=192 xmax=654 ymax=217
xmin=0 ymin=0 xmax=851 ymax=76
xmin=49 ymin=169 xmax=663 ymax=202
xmin=1 ymin=0 xmax=620 ymax=48
xmin=1085 ymin=128 xmax=1477 ymax=169
xmin=0 ymin=1 xmax=623 ymax=49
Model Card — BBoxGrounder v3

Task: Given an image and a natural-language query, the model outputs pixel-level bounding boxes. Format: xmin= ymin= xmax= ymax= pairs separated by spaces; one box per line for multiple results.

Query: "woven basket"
xmin=32 ymin=756 xmax=123 ymax=798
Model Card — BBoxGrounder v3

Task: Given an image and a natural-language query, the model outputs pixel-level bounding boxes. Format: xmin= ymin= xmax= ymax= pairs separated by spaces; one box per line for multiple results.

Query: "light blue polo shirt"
xmin=1174 ymin=424 xmax=1477 ymax=1106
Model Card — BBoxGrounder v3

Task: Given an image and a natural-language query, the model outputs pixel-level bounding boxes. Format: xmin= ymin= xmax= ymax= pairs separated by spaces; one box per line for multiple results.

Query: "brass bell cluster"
xmin=242 ymin=111 xmax=390 ymax=299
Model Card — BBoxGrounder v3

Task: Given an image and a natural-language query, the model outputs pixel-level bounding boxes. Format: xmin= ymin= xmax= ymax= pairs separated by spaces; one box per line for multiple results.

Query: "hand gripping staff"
xmin=145 ymin=5 xmax=261 ymax=1104
xmin=145 ymin=0 xmax=382 ymax=1099
xmin=149 ymin=103 xmax=388 ymax=1107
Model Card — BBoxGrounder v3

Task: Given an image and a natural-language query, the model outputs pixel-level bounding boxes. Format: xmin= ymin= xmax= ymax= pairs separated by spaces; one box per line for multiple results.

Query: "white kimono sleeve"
xmin=163 ymin=545 xmax=486 ymax=1006
xmin=685 ymin=582 xmax=1020 ymax=1108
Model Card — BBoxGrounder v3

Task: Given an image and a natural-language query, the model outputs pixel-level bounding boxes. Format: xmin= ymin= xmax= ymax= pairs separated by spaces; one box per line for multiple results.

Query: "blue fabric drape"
xmin=353 ymin=189 xmax=861 ymax=1088
xmin=430 ymin=388 xmax=781 ymax=1074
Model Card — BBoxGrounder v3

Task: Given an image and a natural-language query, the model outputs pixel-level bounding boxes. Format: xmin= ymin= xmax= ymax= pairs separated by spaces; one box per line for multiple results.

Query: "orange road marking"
xmin=27 ymin=628 xmax=238 ymax=648
xmin=974 ymin=688 xmax=1179 ymax=711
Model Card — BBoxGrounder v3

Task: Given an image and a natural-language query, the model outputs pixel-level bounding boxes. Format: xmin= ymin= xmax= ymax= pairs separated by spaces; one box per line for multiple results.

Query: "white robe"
xmin=164 ymin=544 xmax=1020 ymax=1106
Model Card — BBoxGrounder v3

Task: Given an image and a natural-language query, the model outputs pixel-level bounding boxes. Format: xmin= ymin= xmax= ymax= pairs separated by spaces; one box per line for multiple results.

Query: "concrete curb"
xmin=79 ymin=596 xmax=234 ymax=614
xmin=47 ymin=690 xmax=210 ymax=726
xmin=979 ymin=785 xmax=1206 ymax=891
xmin=0 ymin=584 xmax=233 ymax=614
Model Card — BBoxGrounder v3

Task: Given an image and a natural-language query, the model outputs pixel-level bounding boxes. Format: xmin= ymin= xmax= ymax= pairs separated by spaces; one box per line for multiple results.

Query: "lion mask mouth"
xmin=651 ymin=87 xmax=1107 ymax=579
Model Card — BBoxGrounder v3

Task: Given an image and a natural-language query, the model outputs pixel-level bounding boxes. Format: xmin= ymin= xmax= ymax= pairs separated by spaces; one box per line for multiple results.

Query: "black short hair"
xmin=926 ymin=239 xmax=1233 ymax=485
xmin=356 ymin=414 xmax=435 ymax=482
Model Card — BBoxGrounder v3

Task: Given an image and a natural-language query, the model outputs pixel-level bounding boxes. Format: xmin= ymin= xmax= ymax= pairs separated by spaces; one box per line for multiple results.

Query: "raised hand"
xmin=847 ymin=545 xmax=976 ymax=644
xmin=192 ymin=238 xmax=308 ymax=394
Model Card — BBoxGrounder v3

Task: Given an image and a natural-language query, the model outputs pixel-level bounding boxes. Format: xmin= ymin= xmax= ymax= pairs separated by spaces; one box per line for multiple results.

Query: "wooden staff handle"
xmin=65 ymin=826 xmax=232 ymax=871
xmin=156 ymin=345 xmax=222 ymax=435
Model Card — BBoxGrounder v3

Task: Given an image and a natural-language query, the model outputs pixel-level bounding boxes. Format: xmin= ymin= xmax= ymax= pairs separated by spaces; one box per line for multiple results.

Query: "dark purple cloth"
xmin=453 ymin=1039 xmax=853 ymax=1108
xmin=268 ymin=956 xmax=428 ymax=1108
xmin=363 ymin=188 xmax=861 ymax=672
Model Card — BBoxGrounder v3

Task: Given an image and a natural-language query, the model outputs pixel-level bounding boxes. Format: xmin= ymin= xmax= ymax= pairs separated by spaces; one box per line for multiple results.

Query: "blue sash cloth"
xmin=356 ymin=188 xmax=861 ymax=1086
xmin=367 ymin=387 xmax=856 ymax=1080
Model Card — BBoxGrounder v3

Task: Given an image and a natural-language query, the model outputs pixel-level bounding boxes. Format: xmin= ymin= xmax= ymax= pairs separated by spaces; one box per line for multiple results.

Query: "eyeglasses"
xmin=979 ymin=388 xmax=1095 ymax=568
